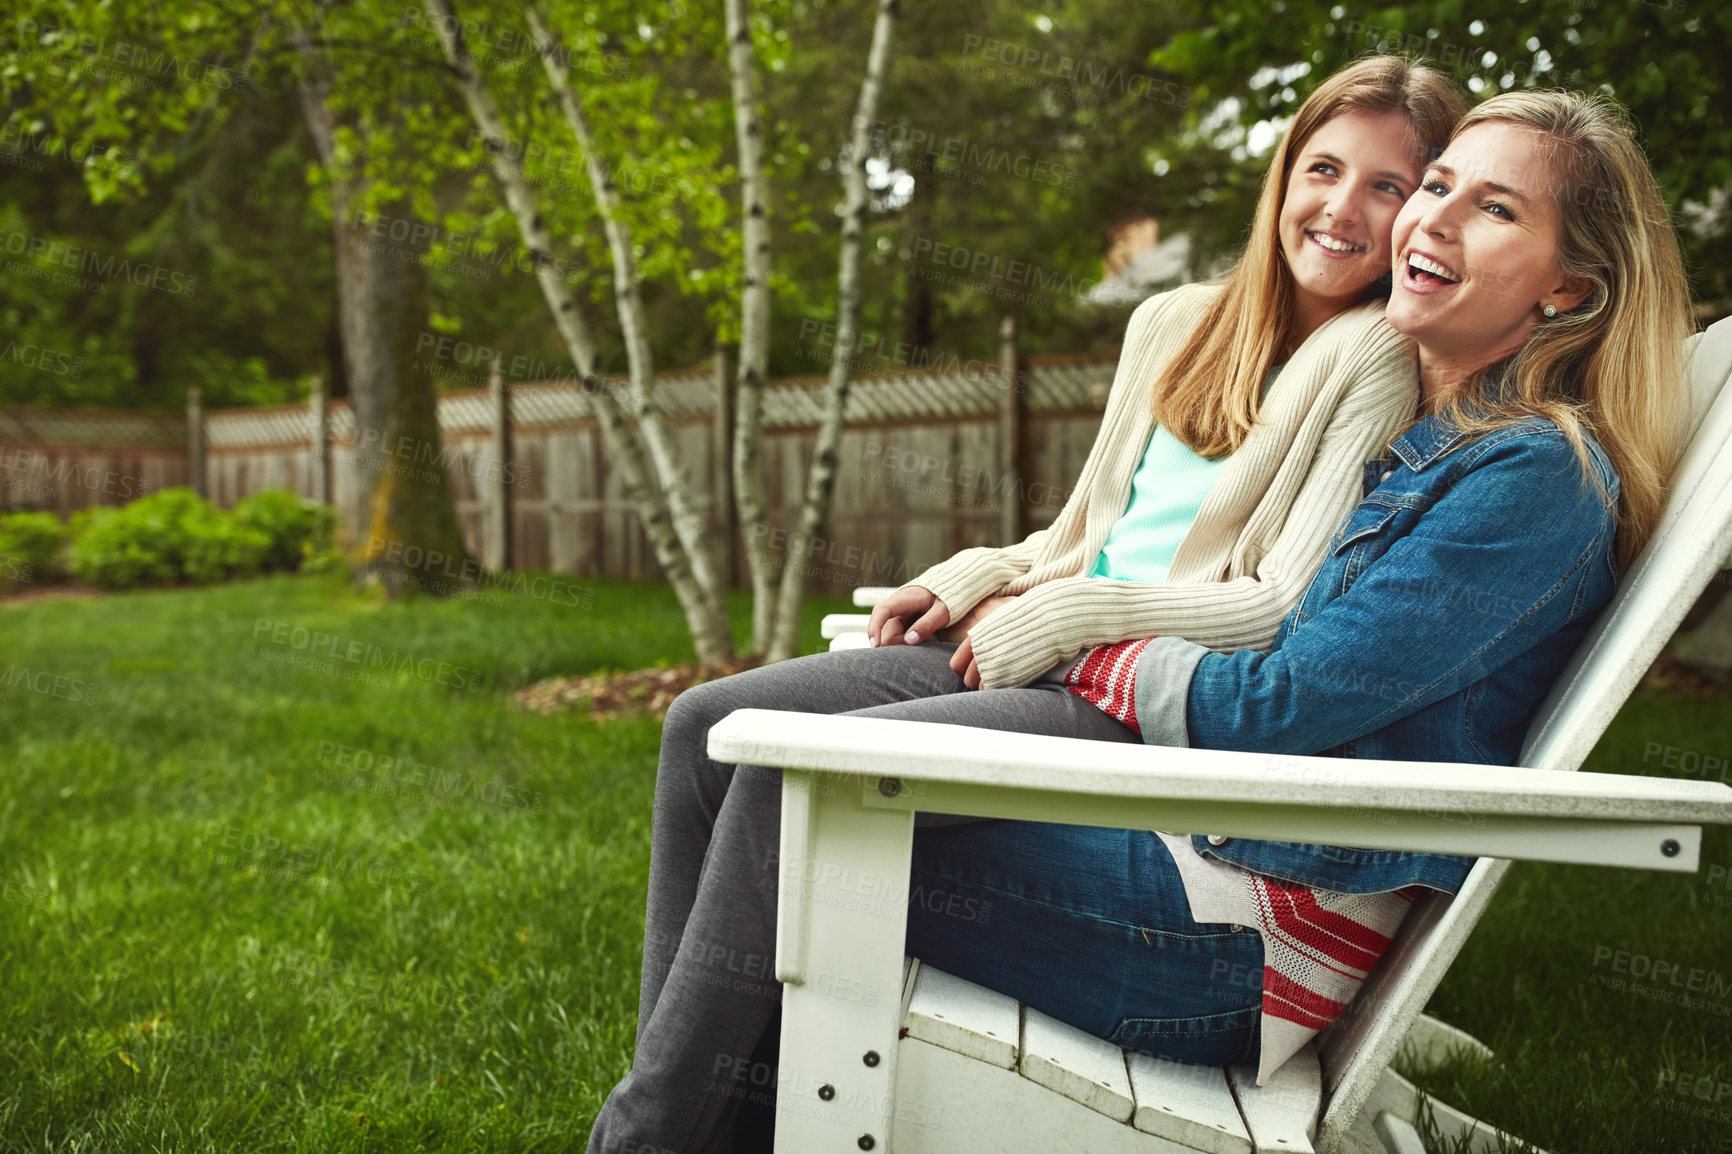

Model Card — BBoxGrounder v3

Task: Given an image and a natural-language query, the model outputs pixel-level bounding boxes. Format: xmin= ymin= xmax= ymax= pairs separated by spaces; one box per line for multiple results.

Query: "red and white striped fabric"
xmin=1061 ymin=636 xmax=1154 ymax=730
xmin=1243 ymin=872 xmax=1420 ymax=1079
xmin=1069 ymin=641 xmax=1417 ymax=1082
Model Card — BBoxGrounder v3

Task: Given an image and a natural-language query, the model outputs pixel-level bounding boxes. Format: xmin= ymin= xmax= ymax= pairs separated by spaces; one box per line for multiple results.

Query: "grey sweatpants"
xmin=586 ymin=641 xmax=1141 ymax=1154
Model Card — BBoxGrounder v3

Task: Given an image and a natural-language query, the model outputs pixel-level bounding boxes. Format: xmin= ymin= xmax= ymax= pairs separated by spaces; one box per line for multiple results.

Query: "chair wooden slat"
xmin=1396 ymin=1013 xmax=1493 ymax=1069
xmin=1229 ymin=1048 xmax=1321 ymax=1154
xmin=1371 ymin=1112 xmax=1427 ymax=1154
xmin=891 ymin=1035 xmax=1191 ymax=1153
xmin=1360 ymin=1065 xmax=1548 ymax=1154
xmin=1021 ymin=1004 xmax=1137 ymax=1123
xmin=1128 ymin=1050 xmax=1254 ymax=1154
xmin=903 ymin=963 xmax=1020 ymax=1069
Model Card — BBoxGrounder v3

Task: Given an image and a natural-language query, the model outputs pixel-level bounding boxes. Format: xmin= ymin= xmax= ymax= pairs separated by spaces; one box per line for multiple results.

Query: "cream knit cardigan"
xmin=910 ymin=282 xmax=1419 ymax=690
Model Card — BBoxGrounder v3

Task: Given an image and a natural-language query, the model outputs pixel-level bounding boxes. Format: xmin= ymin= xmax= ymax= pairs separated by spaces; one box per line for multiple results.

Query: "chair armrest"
xmin=852 ymin=586 xmax=897 ymax=607
xmin=820 ymin=613 xmax=873 ymax=639
xmin=709 ymin=709 xmax=1732 ymax=872
xmin=709 ymin=710 xmax=1732 ymax=820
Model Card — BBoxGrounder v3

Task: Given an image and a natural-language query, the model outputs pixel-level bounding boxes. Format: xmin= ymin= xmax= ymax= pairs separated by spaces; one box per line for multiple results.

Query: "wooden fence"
xmin=0 ymin=408 xmax=189 ymax=514
xmin=1 ymin=334 xmax=1119 ymax=592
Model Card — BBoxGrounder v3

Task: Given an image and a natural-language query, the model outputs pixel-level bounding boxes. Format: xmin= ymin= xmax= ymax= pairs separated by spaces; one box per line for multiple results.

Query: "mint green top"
xmin=1089 ymin=367 xmax=1282 ymax=584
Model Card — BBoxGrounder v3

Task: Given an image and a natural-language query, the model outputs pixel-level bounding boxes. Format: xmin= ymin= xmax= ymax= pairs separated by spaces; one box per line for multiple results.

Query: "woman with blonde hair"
xmin=590 ymin=56 xmax=1467 ymax=1152
xmin=1037 ymin=87 xmax=1690 ymax=1079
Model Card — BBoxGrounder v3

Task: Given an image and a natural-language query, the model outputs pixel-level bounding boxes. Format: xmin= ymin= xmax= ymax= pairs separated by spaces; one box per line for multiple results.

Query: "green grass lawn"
xmin=0 ymin=573 xmax=1727 ymax=1153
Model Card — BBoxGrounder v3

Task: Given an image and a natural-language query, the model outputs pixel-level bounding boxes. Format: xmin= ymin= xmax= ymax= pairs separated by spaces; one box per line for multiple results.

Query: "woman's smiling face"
xmin=1385 ymin=120 xmax=1588 ymax=367
xmin=1277 ymin=109 xmax=1422 ymax=320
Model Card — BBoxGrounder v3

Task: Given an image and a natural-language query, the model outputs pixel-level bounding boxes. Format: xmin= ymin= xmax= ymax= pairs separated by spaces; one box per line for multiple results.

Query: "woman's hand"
xmin=939 ymin=595 xmax=1021 ymax=687
xmin=867 ymin=585 xmax=951 ymax=647
xmin=936 ymin=594 xmax=1017 ymax=644
xmin=950 ymin=636 xmax=983 ymax=688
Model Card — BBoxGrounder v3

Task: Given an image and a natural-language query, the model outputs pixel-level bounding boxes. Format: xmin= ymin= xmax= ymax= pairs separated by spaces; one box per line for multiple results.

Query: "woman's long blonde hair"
xmin=1434 ymin=91 xmax=1691 ymax=569
xmin=1153 ymin=56 xmax=1465 ymax=459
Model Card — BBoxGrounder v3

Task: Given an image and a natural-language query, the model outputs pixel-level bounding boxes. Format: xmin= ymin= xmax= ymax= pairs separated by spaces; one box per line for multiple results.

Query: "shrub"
xmin=0 ymin=511 xmax=68 ymax=590
xmin=233 ymin=490 xmax=338 ymax=572
xmin=68 ymin=488 xmax=270 ymax=589
xmin=67 ymin=505 xmax=171 ymax=588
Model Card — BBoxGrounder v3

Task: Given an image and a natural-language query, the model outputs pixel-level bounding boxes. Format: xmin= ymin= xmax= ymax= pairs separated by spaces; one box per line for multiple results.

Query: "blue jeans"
xmin=906 ymin=820 xmax=1264 ymax=1067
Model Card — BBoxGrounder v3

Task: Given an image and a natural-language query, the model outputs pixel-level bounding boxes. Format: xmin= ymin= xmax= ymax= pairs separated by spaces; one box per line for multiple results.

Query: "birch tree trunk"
xmin=422 ymin=0 xmax=734 ymax=662
xmin=765 ymin=0 xmax=899 ymax=661
xmin=525 ymin=4 xmax=728 ymax=624
xmin=724 ymin=0 xmax=780 ymax=655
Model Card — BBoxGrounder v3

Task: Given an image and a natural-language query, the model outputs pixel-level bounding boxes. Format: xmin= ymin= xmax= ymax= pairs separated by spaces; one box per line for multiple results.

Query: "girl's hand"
xmin=950 ymin=636 xmax=983 ymax=688
xmin=936 ymin=594 xmax=1017 ymax=643
xmin=868 ymin=585 xmax=951 ymax=647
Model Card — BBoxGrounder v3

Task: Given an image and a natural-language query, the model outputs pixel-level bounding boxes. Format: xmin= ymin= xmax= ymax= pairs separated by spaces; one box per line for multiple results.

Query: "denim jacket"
xmin=1132 ymin=407 xmax=1622 ymax=894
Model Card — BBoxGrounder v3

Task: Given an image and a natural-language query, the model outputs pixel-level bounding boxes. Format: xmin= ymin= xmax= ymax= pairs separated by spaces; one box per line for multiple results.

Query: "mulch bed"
xmin=514 ymin=657 xmax=765 ymax=720
xmin=0 ymin=583 xmax=102 ymax=606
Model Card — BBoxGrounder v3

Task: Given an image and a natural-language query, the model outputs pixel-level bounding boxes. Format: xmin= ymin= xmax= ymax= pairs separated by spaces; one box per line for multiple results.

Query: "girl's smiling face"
xmin=1277 ymin=109 xmax=1422 ymax=325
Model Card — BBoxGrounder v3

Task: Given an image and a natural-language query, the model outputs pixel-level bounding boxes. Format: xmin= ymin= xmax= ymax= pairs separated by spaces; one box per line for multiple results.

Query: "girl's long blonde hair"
xmin=1434 ymin=91 xmax=1691 ymax=569
xmin=1153 ymin=56 xmax=1465 ymax=459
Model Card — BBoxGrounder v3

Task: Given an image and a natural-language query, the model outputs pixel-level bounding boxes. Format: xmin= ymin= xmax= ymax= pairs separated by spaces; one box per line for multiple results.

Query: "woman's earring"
xmin=1543 ymin=304 xmax=1558 ymax=318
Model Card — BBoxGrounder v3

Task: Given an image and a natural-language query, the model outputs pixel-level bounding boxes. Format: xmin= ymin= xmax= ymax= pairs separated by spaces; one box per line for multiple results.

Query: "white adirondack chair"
xmin=716 ymin=319 xmax=1732 ymax=1154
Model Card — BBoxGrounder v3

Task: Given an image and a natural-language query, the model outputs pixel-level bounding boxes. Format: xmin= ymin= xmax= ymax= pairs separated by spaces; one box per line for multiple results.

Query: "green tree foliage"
xmin=1154 ymin=0 xmax=1732 ymax=303
xmin=0 ymin=0 xmax=1204 ymax=413
xmin=0 ymin=3 xmax=335 ymax=408
xmin=3 ymin=0 xmax=1726 ymax=410
xmin=763 ymin=0 xmax=1207 ymax=366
